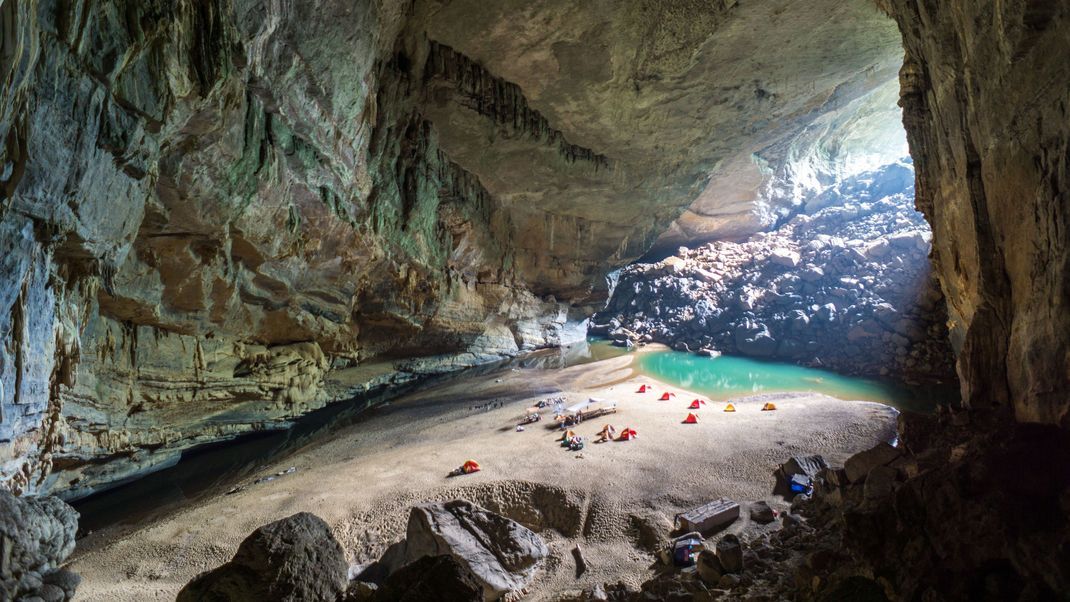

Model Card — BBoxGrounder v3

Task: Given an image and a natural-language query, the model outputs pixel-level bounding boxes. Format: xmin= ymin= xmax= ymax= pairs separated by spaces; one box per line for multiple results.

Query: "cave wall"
xmin=883 ymin=0 xmax=1070 ymax=426
xmin=0 ymin=0 xmax=908 ymax=496
xmin=0 ymin=0 xmax=575 ymax=497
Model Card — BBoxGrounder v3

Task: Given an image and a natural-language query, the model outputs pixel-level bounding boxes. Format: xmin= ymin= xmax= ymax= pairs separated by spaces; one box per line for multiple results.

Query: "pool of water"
xmin=635 ymin=347 xmax=956 ymax=413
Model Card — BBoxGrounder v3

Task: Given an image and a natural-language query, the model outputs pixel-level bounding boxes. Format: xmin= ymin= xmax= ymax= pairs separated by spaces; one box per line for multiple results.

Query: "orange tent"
xmin=617 ymin=428 xmax=638 ymax=441
xmin=683 ymin=413 xmax=699 ymax=424
xmin=659 ymin=392 xmax=676 ymax=401
xmin=762 ymin=402 xmax=777 ymax=411
xmin=462 ymin=460 xmax=481 ymax=474
xmin=637 ymin=384 xmax=649 ymax=393
xmin=724 ymin=403 xmax=737 ymax=413
xmin=688 ymin=399 xmax=706 ymax=409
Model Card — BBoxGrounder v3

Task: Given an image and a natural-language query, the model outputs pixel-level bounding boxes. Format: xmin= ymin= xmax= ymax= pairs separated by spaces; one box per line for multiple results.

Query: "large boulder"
xmin=715 ymin=534 xmax=744 ymax=574
xmin=382 ymin=500 xmax=548 ymax=601
xmin=749 ymin=501 xmax=777 ymax=524
xmin=844 ymin=443 xmax=901 ymax=483
xmin=369 ymin=555 xmax=483 ymax=602
xmin=177 ymin=512 xmax=348 ymax=602
xmin=769 ymin=248 xmax=801 ymax=268
xmin=695 ymin=549 xmax=723 ymax=585
xmin=735 ymin=323 xmax=778 ymax=357
xmin=0 ymin=491 xmax=79 ymax=601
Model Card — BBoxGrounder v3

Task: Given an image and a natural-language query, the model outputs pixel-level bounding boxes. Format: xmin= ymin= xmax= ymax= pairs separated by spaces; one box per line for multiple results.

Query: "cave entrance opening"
xmin=590 ymin=79 xmax=959 ymax=405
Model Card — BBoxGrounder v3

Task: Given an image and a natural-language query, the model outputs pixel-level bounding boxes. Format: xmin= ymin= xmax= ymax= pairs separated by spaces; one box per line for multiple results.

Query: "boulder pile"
xmin=592 ymin=165 xmax=955 ymax=384
xmin=617 ymin=409 xmax=1070 ymax=601
xmin=180 ymin=500 xmax=547 ymax=602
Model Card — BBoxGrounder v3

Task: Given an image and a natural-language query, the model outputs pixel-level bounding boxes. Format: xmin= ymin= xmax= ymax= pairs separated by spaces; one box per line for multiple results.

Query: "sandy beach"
xmin=69 ymin=349 xmax=898 ymax=600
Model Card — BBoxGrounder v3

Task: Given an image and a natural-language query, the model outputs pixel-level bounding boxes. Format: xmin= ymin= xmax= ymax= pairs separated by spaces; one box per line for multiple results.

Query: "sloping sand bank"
xmin=70 ymin=352 xmax=897 ymax=600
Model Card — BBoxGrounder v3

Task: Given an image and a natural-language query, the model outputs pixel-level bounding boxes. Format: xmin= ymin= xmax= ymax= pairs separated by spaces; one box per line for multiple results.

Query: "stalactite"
xmin=426 ymin=41 xmax=611 ymax=171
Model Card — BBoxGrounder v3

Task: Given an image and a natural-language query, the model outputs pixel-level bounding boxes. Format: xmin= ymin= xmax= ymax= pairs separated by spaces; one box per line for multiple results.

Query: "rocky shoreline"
xmin=592 ymin=163 xmax=955 ymax=386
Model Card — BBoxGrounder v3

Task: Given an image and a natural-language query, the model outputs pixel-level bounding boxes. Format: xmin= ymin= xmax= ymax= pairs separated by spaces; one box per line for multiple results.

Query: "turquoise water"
xmin=635 ymin=347 xmax=955 ymax=413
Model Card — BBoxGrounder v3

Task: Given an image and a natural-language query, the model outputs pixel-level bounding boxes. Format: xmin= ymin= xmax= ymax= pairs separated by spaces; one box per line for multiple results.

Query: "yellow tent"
xmin=762 ymin=402 xmax=777 ymax=411
xmin=724 ymin=403 xmax=736 ymax=413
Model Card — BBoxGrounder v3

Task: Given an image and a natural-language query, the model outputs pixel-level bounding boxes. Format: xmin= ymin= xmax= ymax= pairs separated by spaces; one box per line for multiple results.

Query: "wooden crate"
xmin=675 ymin=498 xmax=740 ymax=533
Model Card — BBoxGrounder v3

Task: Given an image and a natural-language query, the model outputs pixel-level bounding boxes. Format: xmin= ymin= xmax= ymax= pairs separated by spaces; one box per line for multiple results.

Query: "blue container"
xmin=790 ymin=474 xmax=812 ymax=494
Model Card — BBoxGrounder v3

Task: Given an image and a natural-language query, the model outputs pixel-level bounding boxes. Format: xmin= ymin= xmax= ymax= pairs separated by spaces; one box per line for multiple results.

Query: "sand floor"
xmin=69 ymin=350 xmax=898 ymax=600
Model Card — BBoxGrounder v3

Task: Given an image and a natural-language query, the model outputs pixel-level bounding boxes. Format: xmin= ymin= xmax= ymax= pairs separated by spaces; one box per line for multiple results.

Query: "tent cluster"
xmin=450 ymin=386 xmax=784 ymax=479
xmin=468 ymin=385 xmax=785 ymax=478
xmin=675 ymin=398 xmax=780 ymax=419
xmin=644 ymin=391 xmax=784 ymax=421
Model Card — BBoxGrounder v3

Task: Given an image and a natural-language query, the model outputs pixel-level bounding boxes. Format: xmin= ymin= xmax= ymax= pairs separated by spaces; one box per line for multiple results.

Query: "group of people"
xmin=560 ymin=430 xmax=585 ymax=451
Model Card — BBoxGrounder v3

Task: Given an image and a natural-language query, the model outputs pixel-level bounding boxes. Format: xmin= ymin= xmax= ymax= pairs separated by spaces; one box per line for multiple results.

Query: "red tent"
xmin=637 ymin=384 xmax=649 ymax=393
xmin=617 ymin=428 xmax=638 ymax=441
xmin=688 ymin=399 xmax=706 ymax=409
xmin=683 ymin=413 xmax=699 ymax=424
xmin=659 ymin=392 xmax=676 ymax=401
xmin=462 ymin=460 xmax=481 ymax=474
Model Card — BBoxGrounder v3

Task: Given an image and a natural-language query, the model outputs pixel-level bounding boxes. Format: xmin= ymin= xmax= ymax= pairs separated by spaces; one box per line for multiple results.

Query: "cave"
xmin=1 ymin=1 xmax=1068 ymax=601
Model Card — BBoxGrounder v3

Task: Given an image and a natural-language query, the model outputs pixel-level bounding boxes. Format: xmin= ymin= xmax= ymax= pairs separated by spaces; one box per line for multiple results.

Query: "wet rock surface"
xmin=0 ymin=491 xmax=80 ymax=601
xmin=594 ymin=163 xmax=955 ymax=383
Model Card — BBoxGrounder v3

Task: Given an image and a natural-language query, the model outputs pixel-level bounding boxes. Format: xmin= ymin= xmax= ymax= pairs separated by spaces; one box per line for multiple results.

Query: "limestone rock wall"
xmin=0 ymin=0 xmax=574 ymax=497
xmin=883 ymin=0 xmax=1070 ymax=425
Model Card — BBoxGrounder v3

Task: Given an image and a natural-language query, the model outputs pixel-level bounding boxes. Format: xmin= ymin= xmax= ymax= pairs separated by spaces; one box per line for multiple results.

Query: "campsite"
xmin=70 ymin=345 xmax=898 ymax=601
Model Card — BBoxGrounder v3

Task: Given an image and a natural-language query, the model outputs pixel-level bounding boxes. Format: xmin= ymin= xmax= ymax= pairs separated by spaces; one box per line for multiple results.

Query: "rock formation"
xmin=609 ymin=409 xmax=1068 ymax=600
xmin=0 ymin=0 xmax=906 ymax=497
xmin=177 ymin=511 xmax=349 ymax=602
xmin=594 ymin=162 xmax=955 ymax=383
xmin=372 ymin=500 xmax=548 ymax=601
xmin=360 ymin=554 xmax=483 ymax=602
xmin=881 ymin=0 xmax=1070 ymax=426
xmin=0 ymin=490 xmax=80 ymax=601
